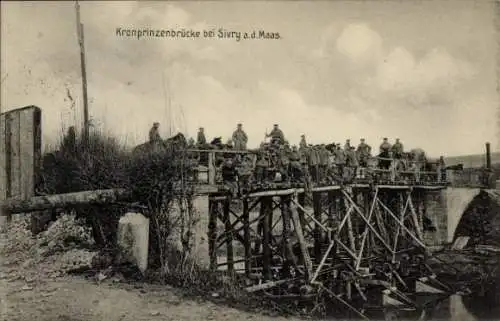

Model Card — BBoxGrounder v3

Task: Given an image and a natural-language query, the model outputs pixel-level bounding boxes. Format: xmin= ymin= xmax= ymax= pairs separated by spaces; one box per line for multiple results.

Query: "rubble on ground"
xmin=0 ymin=214 xmax=98 ymax=282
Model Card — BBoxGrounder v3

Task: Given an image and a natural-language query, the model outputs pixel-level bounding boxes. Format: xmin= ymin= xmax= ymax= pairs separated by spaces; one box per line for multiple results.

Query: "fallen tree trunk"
xmin=0 ymin=189 xmax=132 ymax=215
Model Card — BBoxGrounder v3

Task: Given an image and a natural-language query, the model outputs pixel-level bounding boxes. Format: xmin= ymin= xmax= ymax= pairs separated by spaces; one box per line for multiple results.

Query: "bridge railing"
xmin=446 ymin=167 xmax=495 ymax=188
xmin=185 ymin=149 xmax=449 ymax=186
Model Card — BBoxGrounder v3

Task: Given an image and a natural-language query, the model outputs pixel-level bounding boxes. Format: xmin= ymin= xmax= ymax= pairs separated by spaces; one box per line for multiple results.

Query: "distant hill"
xmin=445 ymin=152 xmax=500 ymax=168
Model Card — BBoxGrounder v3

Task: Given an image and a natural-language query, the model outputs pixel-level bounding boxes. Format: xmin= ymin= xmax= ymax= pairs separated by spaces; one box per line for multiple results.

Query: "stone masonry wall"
xmin=424 ymin=190 xmax=448 ymax=246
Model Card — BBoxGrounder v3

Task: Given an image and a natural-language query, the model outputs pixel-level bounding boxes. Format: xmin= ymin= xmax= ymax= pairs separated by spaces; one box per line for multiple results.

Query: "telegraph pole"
xmin=76 ymin=0 xmax=89 ymax=144
xmin=0 ymin=73 xmax=8 ymax=114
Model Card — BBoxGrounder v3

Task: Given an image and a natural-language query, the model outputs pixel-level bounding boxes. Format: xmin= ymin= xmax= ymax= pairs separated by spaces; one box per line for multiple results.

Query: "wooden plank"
xmin=248 ymin=188 xmax=304 ymax=198
xmin=19 ymin=108 xmax=35 ymax=199
xmin=0 ymin=113 xmax=6 ymax=200
xmin=311 ymin=186 xmax=341 ymax=192
xmin=9 ymin=111 xmax=21 ymax=198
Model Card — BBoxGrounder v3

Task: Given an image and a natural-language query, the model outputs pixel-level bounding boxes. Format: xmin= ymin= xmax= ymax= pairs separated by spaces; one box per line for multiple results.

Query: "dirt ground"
xmin=0 ymin=221 xmax=306 ymax=321
xmin=0 ymin=273 xmax=305 ymax=321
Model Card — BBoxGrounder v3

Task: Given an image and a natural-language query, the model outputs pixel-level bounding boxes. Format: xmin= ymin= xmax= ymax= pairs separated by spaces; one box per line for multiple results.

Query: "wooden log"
xmin=224 ymin=197 xmax=234 ymax=273
xmin=313 ymin=192 xmax=322 ymax=263
xmin=281 ymin=195 xmax=298 ymax=276
xmin=290 ymin=201 xmax=313 ymax=281
xmin=248 ymin=188 xmax=304 ymax=198
xmin=1 ymin=189 xmax=131 ymax=214
xmin=312 ymin=186 xmax=340 ymax=192
xmin=297 ymin=192 xmax=306 ymax=229
xmin=327 ymin=191 xmax=335 ymax=229
xmin=262 ymin=197 xmax=273 ymax=280
xmin=245 ymin=279 xmax=291 ymax=293
xmin=243 ymin=198 xmax=251 ymax=277
xmin=208 ymin=198 xmax=218 ymax=271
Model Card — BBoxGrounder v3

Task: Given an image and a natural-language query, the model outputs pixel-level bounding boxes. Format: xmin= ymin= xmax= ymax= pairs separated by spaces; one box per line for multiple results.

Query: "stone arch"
xmin=445 ymin=188 xmax=481 ymax=243
xmin=452 ymin=189 xmax=500 ymax=247
xmin=450 ymin=190 xmax=500 ymax=316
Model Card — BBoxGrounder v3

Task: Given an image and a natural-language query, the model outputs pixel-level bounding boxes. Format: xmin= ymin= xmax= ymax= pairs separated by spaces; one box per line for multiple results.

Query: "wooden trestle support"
xmin=207 ymin=184 xmax=452 ymax=318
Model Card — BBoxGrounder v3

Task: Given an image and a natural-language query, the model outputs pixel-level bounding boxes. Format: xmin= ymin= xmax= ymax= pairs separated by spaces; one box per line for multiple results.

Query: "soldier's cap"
xmin=237 ymin=123 xmax=242 ymax=126
xmin=199 ymin=127 xmax=204 ymax=130
xmin=273 ymin=124 xmax=278 ymax=126
xmin=361 ymin=138 xmax=365 ymax=141
xmin=153 ymin=122 xmax=160 ymax=126
xmin=383 ymin=137 xmax=388 ymax=140
xmin=301 ymin=134 xmax=305 ymax=137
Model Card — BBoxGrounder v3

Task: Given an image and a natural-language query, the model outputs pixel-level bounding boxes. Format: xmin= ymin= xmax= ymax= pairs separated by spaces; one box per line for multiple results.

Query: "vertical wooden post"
xmin=208 ymin=197 xmax=218 ymax=271
xmin=76 ymin=0 xmax=90 ymax=143
xmin=208 ymin=152 xmax=215 ymax=185
xmin=3 ymin=114 xmax=13 ymax=228
xmin=262 ymin=196 xmax=273 ymax=280
xmin=327 ymin=191 xmax=335 ymax=232
xmin=253 ymin=198 xmax=263 ymax=256
xmin=281 ymin=195 xmax=292 ymax=278
xmin=224 ymin=196 xmax=234 ymax=273
xmin=313 ymin=191 xmax=322 ymax=263
xmin=243 ymin=197 xmax=251 ymax=277
xmin=297 ymin=191 xmax=306 ymax=228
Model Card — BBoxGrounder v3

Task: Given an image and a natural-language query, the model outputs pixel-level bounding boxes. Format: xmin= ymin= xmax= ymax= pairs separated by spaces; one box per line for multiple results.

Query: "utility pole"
xmin=0 ymin=73 xmax=8 ymax=114
xmin=76 ymin=0 xmax=89 ymax=144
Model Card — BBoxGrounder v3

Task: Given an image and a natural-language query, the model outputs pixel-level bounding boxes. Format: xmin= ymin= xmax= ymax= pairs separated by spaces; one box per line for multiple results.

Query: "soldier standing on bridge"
xmin=346 ymin=146 xmax=359 ymax=181
xmin=266 ymin=124 xmax=285 ymax=145
xmin=308 ymin=145 xmax=320 ymax=183
xmin=379 ymin=138 xmax=392 ymax=169
xmin=280 ymin=144 xmax=291 ymax=183
xmin=334 ymin=143 xmax=346 ymax=178
xmin=197 ymin=127 xmax=207 ymax=147
xmin=356 ymin=138 xmax=372 ymax=167
xmin=255 ymin=152 xmax=270 ymax=185
xmin=289 ymin=145 xmax=303 ymax=182
xmin=344 ymin=139 xmax=351 ymax=151
xmin=391 ymin=138 xmax=404 ymax=159
xmin=232 ymin=123 xmax=248 ymax=150
xmin=318 ymin=144 xmax=330 ymax=184
xmin=149 ymin=122 xmax=161 ymax=144
xmin=221 ymin=157 xmax=238 ymax=198
xmin=236 ymin=155 xmax=253 ymax=195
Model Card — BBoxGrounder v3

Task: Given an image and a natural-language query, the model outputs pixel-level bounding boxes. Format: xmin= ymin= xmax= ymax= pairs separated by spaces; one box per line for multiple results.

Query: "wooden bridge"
xmin=0 ymin=105 xmax=495 ymax=319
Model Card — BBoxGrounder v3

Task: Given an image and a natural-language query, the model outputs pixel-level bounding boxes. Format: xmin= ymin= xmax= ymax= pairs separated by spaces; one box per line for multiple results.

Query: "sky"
xmin=1 ymin=0 xmax=499 ymax=157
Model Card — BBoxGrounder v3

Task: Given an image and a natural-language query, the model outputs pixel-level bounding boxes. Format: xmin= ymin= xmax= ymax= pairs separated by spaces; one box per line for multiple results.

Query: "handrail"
xmin=182 ymin=148 xmax=451 ymax=186
xmin=185 ymin=148 xmax=257 ymax=154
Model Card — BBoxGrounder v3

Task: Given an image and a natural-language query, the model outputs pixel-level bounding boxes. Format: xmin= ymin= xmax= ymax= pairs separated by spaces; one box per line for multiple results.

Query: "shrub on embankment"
xmin=36 ymin=128 xmax=197 ymax=273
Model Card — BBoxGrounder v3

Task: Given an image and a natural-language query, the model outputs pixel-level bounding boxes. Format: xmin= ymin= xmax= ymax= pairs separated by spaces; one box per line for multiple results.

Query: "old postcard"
xmin=1 ymin=1 xmax=499 ymax=320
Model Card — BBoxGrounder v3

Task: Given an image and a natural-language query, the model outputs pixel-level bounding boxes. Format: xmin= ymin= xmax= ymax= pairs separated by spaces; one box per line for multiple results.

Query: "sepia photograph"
xmin=1 ymin=1 xmax=499 ymax=320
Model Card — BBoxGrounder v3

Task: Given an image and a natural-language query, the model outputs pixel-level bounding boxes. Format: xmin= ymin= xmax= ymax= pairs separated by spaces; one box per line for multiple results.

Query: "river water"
xmin=425 ymin=294 xmax=500 ymax=321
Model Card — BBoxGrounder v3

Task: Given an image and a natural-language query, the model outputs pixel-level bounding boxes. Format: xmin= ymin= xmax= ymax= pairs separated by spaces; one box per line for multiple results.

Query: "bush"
xmin=37 ymin=127 xmax=197 ymax=273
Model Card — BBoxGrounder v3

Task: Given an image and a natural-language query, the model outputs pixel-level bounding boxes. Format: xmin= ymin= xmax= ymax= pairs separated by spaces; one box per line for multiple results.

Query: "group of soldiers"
xmin=148 ymin=122 xmax=442 ymax=196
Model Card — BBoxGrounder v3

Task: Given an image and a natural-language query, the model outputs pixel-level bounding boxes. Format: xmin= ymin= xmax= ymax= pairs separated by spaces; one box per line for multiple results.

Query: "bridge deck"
xmin=194 ymin=181 xmax=448 ymax=196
